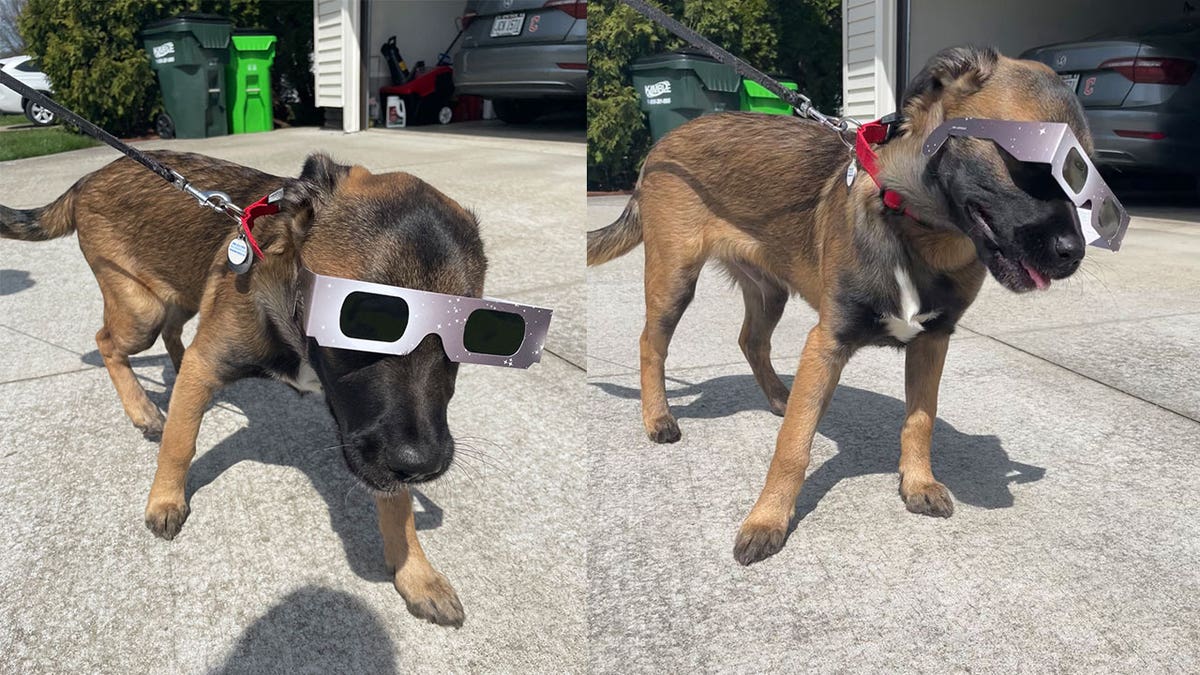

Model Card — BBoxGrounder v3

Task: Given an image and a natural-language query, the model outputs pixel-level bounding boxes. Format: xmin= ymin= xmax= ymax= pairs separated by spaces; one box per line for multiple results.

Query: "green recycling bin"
xmin=142 ymin=14 xmax=231 ymax=139
xmin=630 ymin=51 xmax=741 ymax=143
xmin=740 ymin=78 xmax=798 ymax=115
xmin=226 ymin=29 xmax=276 ymax=134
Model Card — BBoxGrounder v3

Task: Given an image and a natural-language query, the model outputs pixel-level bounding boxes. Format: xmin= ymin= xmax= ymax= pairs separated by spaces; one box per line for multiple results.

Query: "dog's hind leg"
xmin=94 ymin=275 xmax=169 ymax=437
xmin=729 ymin=264 xmax=790 ymax=416
xmin=734 ymin=324 xmax=849 ymax=565
xmin=161 ymin=305 xmax=193 ymax=374
xmin=377 ymin=490 xmax=464 ymax=628
xmin=899 ymin=332 xmax=955 ymax=517
xmin=639 ymin=250 xmax=702 ymax=444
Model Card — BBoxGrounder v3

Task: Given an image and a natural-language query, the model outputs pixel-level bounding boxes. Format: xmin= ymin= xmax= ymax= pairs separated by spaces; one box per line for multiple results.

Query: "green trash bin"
xmin=141 ymin=13 xmax=231 ymax=139
xmin=630 ymin=51 xmax=741 ymax=143
xmin=740 ymin=78 xmax=799 ymax=115
xmin=227 ymin=29 xmax=276 ymax=134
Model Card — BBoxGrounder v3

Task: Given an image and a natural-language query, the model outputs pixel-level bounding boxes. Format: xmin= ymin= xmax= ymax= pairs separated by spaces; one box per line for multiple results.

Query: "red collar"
xmin=238 ymin=191 xmax=281 ymax=259
xmin=854 ymin=115 xmax=921 ymax=221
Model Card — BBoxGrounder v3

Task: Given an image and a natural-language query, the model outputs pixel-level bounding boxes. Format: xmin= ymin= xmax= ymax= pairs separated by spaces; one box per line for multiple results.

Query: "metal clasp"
xmin=172 ymin=171 xmax=244 ymax=222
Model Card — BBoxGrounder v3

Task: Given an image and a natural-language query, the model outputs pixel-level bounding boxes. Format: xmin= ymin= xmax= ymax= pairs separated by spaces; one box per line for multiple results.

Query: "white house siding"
xmin=314 ymin=0 xmax=345 ymax=108
xmin=842 ymin=0 xmax=897 ymax=121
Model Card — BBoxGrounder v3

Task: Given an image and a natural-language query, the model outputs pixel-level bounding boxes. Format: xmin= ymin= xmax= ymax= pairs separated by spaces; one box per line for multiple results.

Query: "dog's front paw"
xmin=394 ymin=571 xmax=464 ymax=628
xmin=733 ymin=518 xmax=788 ymax=566
xmin=132 ymin=406 xmax=166 ymax=440
xmin=145 ymin=496 xmax=190 ymax=540
xmin=901 ymin=480 xmax=955 ymax=518
xmin=766 ymin=395 xmax=788 ymax=417
xmin=646 ymin=415 xmax=681 ymax=444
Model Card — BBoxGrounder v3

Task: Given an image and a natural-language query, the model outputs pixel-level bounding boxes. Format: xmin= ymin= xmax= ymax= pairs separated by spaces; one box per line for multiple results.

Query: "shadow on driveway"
xmin=211 ymin=585 xmax=398 ymax=674
xmin=591 ymin=374 xmax=1046 ymax=523
xmin=0 ymin=269 xmax=35 ymax=295
xmin=80 ymin=351 xmax=444 ymax=583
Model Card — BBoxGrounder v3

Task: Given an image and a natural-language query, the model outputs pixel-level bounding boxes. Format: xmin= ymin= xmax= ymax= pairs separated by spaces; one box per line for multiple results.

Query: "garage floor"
xmin=0 ymin=125 xmax=585 ymax=673
xmin=586 ymin=195 xmax=1200 ymax=672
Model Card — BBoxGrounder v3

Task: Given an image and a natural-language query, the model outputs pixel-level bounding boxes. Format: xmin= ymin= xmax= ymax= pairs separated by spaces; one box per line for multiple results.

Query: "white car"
xmin=0 ymin=55 xmax=57 ymax=126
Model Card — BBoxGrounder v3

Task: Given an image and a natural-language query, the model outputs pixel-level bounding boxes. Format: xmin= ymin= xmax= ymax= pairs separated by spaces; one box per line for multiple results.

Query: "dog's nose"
xmin=1048 ymin=232 xmax=1085 ymax=276
xmin=384 ymin=442 xmax=452 ymax=483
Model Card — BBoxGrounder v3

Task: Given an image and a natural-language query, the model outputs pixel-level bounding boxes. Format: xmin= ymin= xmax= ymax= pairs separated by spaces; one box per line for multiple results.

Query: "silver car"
xmin=1022 ymin=17 xmax=1199 ymax=177
xmin=453 ymin=0 xmax=586 ymax=123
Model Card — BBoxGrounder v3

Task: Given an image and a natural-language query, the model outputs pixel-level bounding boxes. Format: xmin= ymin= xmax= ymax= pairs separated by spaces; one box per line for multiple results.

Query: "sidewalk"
xmin=586 ymin=194 xmax=1200 ymax=672
xmin=0 ymin=126 xmax=586 ymax=673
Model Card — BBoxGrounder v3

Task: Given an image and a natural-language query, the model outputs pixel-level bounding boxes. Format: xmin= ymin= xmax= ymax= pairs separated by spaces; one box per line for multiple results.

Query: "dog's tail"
xmin=0 ymin=185 xmax=79 ymax=242
xmin=587 ymin=193 xmax=644 ymax=266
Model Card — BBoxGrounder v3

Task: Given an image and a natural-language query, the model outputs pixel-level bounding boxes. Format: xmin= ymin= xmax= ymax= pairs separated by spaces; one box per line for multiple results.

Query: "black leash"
xmin=0 ymin=68 xmax=244 ymax=221
xmin=619 ymin=0 xmax=854 ymax=141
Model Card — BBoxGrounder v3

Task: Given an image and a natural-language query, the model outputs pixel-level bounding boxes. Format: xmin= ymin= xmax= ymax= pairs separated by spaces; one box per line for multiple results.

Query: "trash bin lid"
xmin=631 ymin=50 xmax=741 ymax=93
xmin=742 ymin=79 xmax=798 ymax=98
xmin=142 ymin=12 xmax=231 ymax=49
xmin=231 ymin=32 xmax=277 ymax=52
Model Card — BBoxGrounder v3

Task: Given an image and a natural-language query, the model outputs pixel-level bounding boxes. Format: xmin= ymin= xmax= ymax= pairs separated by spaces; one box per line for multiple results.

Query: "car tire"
xmin=23 ymin=97 xmax=56 ymax=126
xmin=155 ymin=113 xmax=176 ymax=140
xmin=492 ymin=98 xmax=543 ymax=125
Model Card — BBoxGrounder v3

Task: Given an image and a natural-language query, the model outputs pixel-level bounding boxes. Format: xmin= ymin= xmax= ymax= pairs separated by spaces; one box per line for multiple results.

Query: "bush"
xmin=586 ymin=0 xmax=841 ymax=191
xmin=19 ymin=0 xmax=312 ymax=137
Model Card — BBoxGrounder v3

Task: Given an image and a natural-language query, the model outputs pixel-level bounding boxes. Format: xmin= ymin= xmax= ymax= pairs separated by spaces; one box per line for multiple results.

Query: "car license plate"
xmin=490 ymin=13 xmax=525 ymax=37
xmin=1060 ymin=73 xmax=1080 ymax=92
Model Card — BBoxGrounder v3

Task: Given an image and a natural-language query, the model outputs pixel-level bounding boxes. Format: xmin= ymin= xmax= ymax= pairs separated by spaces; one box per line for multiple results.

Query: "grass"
xmin=0 ymin=113 xmax=27 ymax=127
xmin=0 ymin=126 xmax=100 ymax=161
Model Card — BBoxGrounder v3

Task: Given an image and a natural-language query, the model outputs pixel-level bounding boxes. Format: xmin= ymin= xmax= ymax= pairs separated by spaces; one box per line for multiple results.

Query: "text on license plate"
xmin=1060 ymin=73 xmax=1080 ymax=92
xmin=491 ymin=13 xmax=525 ymax=37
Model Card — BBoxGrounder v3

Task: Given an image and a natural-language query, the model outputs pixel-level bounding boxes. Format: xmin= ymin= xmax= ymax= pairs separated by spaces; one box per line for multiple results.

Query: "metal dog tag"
xmin=227 ymin=234 xmax=253 ymax=274
xmin=845 ymin=161 xmax=857 ymax=188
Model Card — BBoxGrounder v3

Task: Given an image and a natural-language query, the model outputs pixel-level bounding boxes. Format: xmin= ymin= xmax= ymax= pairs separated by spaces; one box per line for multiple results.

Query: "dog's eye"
xmin=999 ymin=149 xmax=1061 ymax=200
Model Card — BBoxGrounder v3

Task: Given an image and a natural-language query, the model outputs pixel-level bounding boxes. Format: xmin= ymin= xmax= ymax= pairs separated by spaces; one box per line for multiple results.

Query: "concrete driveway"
xmin=587 ymin=196 xmax=1200 ymax=672
xmin=0 ymin=125 xmax=585 ymax=673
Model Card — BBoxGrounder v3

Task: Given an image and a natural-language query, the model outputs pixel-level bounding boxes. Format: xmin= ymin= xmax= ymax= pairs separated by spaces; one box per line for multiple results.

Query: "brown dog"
xmin=1 ymin=150 xmax=484 ymax=626
xmin=587 ymin=46 xmax=1091 ymax=565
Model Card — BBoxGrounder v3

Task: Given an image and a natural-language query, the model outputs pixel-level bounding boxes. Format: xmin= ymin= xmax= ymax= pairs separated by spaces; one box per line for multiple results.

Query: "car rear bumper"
xmin=453 ymin=42 xmax=586 ymax=99
xmin=1087 ymin=109 xmax=1200 ymax=174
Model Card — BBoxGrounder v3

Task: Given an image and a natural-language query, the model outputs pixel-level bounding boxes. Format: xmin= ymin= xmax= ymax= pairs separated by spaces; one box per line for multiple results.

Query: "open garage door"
xmin=845 ymin=0 xmax=1189 ymax=117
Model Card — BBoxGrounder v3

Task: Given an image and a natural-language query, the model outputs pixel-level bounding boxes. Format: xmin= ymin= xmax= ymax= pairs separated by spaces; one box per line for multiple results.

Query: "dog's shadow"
xmin=211 ymin=585 xmax=399 ymax=674
xmin=84 ymin=351 xmax=443 ymax=583
xmin=0 ymin=269 xmax=36 ymax=296
xmin=592 ymin=374 xmax=1045 ymax=521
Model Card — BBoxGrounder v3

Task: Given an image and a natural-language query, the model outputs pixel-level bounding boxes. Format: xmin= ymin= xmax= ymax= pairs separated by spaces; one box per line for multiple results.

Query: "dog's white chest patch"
xmin=884 ymin=266 xmax=941 ymax=343
xmin=281 ymin=362 xmax=323 ymax=393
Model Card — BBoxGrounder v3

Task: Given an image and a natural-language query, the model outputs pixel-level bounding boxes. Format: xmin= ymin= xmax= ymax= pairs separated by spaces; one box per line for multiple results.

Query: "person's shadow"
xmin=591 ymin=374 xmax=1045 ymax=524
xmin=81 ymin=350 xmax=444 ymax=583
xmin=211 ymin=586 xmax=399 ymax=674
xmin=0 ymin=269 xmax=35 ymax=296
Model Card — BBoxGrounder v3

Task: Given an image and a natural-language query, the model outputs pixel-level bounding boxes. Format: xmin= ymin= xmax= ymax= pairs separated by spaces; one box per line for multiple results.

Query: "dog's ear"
xmin=274 ymin=152 xmax=350 ymax=241
xmin=283 ymin=152 xmax=350 ymax=213
xmin=902 ymin=45 xmax=999 ymax=117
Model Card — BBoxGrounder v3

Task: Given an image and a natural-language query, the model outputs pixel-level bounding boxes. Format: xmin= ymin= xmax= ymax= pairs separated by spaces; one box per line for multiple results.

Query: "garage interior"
xmin=846 ymin=0 xmax=1189 ymax=117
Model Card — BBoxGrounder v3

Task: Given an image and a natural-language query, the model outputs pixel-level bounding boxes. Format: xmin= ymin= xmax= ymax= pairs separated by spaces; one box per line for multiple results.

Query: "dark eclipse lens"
xmin=1098 ymin=198 xmax=1120 ymax=237
xmin=463 ymin=309 xmax=526 ymax=356
xmin=1063 ymin=146 xmax=1089 ymax=194
xmin=339 ymin=292 xmax=410 ymax=342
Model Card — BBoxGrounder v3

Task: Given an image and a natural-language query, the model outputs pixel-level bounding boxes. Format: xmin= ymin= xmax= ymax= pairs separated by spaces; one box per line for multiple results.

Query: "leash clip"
xmin=172 ymin=170 xmax=244 ymax=222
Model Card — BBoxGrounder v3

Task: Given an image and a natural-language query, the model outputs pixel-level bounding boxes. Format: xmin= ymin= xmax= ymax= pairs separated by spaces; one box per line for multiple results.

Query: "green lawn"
xmin=0 ymin=113 xmax=27 ymax=127
xmin=0 ymin=127 xmax=99 ymax=161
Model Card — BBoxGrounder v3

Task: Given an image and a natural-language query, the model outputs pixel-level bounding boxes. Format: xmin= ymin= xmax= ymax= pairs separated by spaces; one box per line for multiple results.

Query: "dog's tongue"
xmin=1022 ymin=262 xmax=1050 ymax=291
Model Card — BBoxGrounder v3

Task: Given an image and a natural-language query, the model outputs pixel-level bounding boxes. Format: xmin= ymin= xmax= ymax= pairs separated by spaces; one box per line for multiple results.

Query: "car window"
xmin=14 ymin=58 xmax=40 ymax=73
